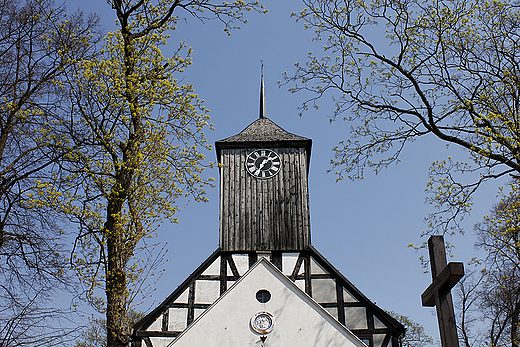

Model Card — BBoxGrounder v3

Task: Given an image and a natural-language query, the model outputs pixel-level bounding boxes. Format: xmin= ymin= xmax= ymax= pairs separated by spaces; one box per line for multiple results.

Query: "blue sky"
xmin=65 ymin=0 xmax=505 ymax=343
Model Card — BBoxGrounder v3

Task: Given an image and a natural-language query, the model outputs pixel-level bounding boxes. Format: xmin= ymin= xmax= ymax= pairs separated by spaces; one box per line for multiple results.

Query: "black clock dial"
xmin=246 ymin=149 xmax=281 ymax=179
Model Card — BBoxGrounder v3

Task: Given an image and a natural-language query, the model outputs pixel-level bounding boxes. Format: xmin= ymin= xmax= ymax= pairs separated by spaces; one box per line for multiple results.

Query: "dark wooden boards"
xmin=219 ymin=147 xmax=311 ymax=251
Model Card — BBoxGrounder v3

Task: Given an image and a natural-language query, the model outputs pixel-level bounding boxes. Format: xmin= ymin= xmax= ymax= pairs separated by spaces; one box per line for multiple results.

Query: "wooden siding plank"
xmin=219 ymin=152 xmax=226 ymax=250
xmin=300 ymin=148 xmax=311 ymax=246
xmin=229 ymin=151 xmax=236 ymax=249
xmin=282 ymin=149 xmax=291 ymax=249
xmin=260 ymin=174 xmax=268 ymax=250
xmin=275 ymin=150 xmax=283 ymax=250
xmin=290 ymin=148 xmax=298 ymax=249
xmin=239 ymin=149 xmax=246 ymax=250
xmin=294 ymin=147 xmax=303 ymax=249
xmin=233 ymin=149 xmax=241 ymax=250
xmin=267 ymin=159 xmax=275 ymax=249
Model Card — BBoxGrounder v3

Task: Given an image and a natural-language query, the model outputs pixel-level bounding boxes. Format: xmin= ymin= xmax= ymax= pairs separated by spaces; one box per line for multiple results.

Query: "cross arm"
xmin=421 ymin=262 xmax=464 ymax=307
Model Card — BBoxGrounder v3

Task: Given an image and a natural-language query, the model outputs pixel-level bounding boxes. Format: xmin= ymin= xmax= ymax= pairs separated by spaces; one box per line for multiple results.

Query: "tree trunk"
xmin=512 ymin=299 xmax=520 ymax=347
xmin=106 ymin=198 xmax=130 ymax=347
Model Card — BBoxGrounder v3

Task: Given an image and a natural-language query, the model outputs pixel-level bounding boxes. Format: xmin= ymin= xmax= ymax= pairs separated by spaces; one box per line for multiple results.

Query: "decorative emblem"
xmin=251 ymin=311 xmax=275 ymax=334
xmin=246 ymin=149 xmax=281 ymax=179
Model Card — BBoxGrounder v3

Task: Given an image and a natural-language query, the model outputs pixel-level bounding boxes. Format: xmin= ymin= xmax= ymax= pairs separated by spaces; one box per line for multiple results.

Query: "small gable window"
xmin=256 ymin=289 xmax=271 ymax=303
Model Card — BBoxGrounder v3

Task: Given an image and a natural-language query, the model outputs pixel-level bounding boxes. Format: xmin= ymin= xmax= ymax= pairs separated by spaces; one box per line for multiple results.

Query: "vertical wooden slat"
xmin=283 ymin=149 xmax=290 ymax=249
xmin=245 ymin=149 xmax=252 ymax=250
xmin=267 ymin=162 xmax=274 ymax=249
xmin=294 ymin=147 xmax=303 ymax=249
xmin=234 ymin=149 xmax=241 ymax=250
xmin=261 ymin=176 xmax=268 ymax=250
xmin=239 ymin=149 xmax=246 ymax=250
xmin=289 ymin=147 xmax=298 ymax=249
xmin=300 ymin=148 xmax=310 ymax=247
xmin=229 ymin=151 xmax=236 ymax=249
xmin=272 ymin=149 xmax=280 ymax=250
xmin=276 ymin=150 xmax=283 ymax=249
xmin=252 ymin=157 xmax=258 ymax=250
xmin=220 ymin=151 xmax=229 ymax=250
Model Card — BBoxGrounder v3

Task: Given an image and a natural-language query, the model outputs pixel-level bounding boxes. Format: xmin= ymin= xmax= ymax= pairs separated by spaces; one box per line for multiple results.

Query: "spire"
xmin=259 ymin=61 xmax=266 ymax=119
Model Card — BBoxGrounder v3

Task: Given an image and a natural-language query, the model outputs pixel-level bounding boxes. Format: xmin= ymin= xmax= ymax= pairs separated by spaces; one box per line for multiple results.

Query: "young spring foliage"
xmin=32 ymin=0 xmax=266 ymax=346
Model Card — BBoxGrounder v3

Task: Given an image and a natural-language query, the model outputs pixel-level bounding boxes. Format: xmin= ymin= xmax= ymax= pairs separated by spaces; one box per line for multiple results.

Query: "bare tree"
xmin=455 ymin=182 xmax=520 ymax=347
xmin=0 ymin=0 xmax=101 ymax=345
xmin=283 ymin=0 xmax=520 ymax=239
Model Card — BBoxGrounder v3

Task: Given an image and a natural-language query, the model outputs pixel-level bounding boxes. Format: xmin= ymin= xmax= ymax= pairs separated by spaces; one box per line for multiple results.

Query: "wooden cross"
xmin=421 ymin=235 xmax=464 ymax=347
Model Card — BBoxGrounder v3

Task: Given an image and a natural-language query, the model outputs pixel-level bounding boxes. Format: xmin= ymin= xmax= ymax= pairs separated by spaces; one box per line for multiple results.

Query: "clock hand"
xmin=258 ymin=157 xmax=270 ymax=170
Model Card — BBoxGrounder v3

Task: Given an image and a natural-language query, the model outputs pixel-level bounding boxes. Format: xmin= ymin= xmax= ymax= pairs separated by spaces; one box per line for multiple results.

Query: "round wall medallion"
xmin=246 ymin=149 xmax=281 ymax=179
xmin=250 ymin=311 xmax=275 ymax=334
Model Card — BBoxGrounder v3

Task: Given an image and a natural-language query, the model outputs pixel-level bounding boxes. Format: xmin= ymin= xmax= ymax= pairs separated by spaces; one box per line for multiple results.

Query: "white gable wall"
xmin=170 ymin=259 xmax=366 ymax=347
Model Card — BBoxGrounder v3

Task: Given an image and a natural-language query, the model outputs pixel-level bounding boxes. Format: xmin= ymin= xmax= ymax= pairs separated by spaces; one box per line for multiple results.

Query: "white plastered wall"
xmin=170 ymin=259 xmax=367 ymax=347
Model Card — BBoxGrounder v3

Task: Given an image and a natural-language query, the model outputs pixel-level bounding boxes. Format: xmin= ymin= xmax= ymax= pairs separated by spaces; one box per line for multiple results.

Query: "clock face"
xmin=246 ymin=149 xmax=281 ymax=179
xmin=251 ymin=311 xmax=275 ymax=334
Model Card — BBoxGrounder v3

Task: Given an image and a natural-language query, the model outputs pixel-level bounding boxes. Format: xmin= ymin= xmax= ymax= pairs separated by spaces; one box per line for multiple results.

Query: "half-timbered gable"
xmin=133 ymin=246 xmax=405 ymax=346
xmin=169 ymin=258 xmax=367 ymax=347
xmin=132 ymin=78 xmax=405 ymax=347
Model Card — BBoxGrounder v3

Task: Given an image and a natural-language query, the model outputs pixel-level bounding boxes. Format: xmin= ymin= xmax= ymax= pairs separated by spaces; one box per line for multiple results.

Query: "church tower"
xmin=132 ymin=77 xmax=406 ymax=347
xmin=216 ymin=104 xmax=312 ymax=251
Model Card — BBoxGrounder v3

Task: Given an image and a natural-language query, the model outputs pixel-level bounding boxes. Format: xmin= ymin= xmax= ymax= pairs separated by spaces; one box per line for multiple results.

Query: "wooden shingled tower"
xmin=132 ymin=76 xmax=406 ymax=347
xmin=216 ymin=116 xmax=312 ymax=252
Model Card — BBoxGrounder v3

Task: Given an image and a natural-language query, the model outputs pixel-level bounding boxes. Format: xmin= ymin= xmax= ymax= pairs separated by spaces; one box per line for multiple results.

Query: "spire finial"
xmin=259 ymin=60 xmax=266 ymax=119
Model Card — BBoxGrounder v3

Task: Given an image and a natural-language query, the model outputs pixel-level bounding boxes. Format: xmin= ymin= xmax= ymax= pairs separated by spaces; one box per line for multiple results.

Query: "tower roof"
xmin=217 ymin=117 xmax=310 ymax=143
xmin=215 ymin=117 xmax=312 ymax=166
xmin=215 ymin=116 xmax=311 ymax=154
